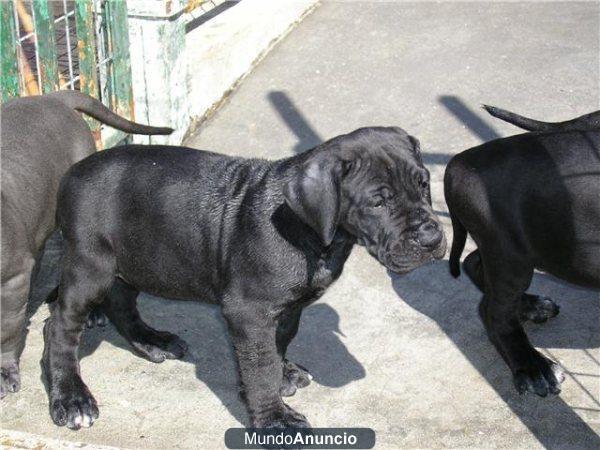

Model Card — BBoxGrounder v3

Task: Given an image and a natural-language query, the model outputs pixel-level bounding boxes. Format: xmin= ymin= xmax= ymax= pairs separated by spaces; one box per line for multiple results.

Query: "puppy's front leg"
xmin=276 ymin=308 xmax=312 ymax=397
xmin=222 ymin=305 xmax=310 ymax=428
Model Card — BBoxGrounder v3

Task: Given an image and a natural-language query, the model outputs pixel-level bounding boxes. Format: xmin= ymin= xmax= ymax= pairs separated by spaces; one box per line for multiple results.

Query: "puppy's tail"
xmin=449 ymin=211 xmax=467 ymax=278
xmin=48 ymin=90 xmax=174 ymax=135
xmin=483 ymin=104 xmax=600 ymax=132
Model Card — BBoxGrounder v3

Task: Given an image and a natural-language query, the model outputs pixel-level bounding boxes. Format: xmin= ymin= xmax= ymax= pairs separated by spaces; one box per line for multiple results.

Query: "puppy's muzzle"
xmin=386 ymin=219 xmax=446 ymax=271
xmin=415 ymin=220 xmax=443 ymax=249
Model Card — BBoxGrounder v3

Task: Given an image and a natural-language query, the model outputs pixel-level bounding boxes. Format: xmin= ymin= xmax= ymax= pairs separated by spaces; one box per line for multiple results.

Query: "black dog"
xmin=42 ymin=127 xmax=446 ymax=429
xmin=445 ymin=106 xmax=599 ymax=397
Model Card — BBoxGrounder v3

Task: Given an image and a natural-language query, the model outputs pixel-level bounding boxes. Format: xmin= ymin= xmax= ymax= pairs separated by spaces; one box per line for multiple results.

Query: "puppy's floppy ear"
xmin=283 ymin=153 xmax=341 ymax=246
xmin=408 ymin=135 xmax=423 ymax=164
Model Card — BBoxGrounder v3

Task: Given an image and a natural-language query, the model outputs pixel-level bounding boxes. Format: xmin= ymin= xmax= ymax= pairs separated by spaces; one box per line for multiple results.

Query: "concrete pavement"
xmin=2 ymin=1 xmax=599 ymax=448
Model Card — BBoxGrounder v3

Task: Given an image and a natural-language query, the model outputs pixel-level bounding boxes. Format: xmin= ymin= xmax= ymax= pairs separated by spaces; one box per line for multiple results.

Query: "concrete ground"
xmin=2 ymin=1 xmax=599 ymax=449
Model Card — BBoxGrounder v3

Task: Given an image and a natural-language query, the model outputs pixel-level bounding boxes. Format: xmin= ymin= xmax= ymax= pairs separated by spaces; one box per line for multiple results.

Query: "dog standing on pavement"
xmin=445 ymin=106 xmax=599 ymax=397
xmin=1 ymin=91 xmax=172 ymax=398
xmin=42 ymin=126 xmax=446 ymax=429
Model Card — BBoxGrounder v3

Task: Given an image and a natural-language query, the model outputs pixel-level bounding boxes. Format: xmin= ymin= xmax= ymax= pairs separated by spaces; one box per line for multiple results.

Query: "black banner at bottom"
xmin=224 ymin=428 xmax=376 ymax=449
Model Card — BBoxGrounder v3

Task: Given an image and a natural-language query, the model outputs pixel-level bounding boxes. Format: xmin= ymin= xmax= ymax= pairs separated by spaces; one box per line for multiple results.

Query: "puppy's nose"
xmin=417 ymin=221 xmax=443 ymax=248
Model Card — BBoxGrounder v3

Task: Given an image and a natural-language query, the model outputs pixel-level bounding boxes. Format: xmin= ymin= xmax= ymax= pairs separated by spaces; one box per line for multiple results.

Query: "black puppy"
xmin=42 ymin=127 xmax=446 ymax=430
xmin=445 ymin=106 xmax=599 ymax=398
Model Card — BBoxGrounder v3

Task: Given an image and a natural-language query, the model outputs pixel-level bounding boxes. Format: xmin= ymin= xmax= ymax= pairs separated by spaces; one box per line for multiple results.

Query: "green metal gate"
xmin=1 ymin=0 xmax=134 ymax=147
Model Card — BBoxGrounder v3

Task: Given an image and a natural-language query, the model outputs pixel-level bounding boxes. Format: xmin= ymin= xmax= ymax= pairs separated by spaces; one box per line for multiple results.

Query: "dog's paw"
xmin=280 ymin=360 xmax=313 ymax=397
xmin=513 ymin=353 xmax=565 ymax=397
xmin=132 ymin=332 xmax=188 ymax=363
xmin=50 ymin=380 xmax=99 ymax=429
xmin=520 ymin=295 xmax=559 ymax=324
xmin=0 ymin=363 xmax=21 ymax=399
xmin=253 ymin=404 xmax=311 ymax=428
xmin=86 ymin=307 xmax=108 ymax=328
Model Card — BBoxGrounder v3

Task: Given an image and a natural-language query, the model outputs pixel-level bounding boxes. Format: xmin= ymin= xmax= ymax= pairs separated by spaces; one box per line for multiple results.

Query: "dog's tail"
xmin=449 ymin=211 xmax=467 ymax=278
xmin=48 ymin=90 xmax=173 ymax=135
xmin=483 ymin=104 xmax=600 ymax=132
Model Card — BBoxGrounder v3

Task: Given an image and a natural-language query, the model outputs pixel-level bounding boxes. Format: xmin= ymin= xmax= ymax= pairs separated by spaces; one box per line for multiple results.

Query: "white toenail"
xmin=82 ymin=415 xmax=91 ymax=427
xmin=307 ymin=373 xmax=313 ymax=380
xmin=552 ymin=364 xmax=565 ymax=382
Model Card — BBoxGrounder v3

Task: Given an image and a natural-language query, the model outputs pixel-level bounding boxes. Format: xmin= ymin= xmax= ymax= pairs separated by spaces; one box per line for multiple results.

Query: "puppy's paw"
xmin=86 ymin=307 xmax=108 ymax=328
xmin=520 ymin=295 xmax=559 ymax=324
xmin=513 ymin=353 xmax=565 ymax=397
xmin=132 ymin=331 xmax=188 ymax=363
xmin=253 ymin=403 xmax=311 ymax=428
xmin=50 ymin=379 xmax=99 ymax=429
xmin=280 ymin=360 xmax=313 ymax=397
xmin=1 ymin=363 xmax=21 ymax=399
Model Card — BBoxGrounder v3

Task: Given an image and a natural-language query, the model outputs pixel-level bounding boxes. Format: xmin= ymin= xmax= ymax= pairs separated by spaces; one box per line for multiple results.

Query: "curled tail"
xmin=483 ymin=104 xmax=600 ymax=132
xmin=449 ymin=211 xmax=467 ymax=278
xmin=48 ymin=90 xmax=173 ymax=135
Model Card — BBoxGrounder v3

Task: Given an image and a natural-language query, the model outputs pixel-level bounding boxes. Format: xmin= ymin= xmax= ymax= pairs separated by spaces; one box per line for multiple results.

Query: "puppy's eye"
xmin=370 ymin=196 xmax=385 ymax=208
xmin=421 ymin=180 xmax=429 ymax=189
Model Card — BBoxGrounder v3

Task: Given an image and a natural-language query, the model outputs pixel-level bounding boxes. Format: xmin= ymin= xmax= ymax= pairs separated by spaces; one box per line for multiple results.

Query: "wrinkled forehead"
xmin=352 ymin=143 xmax=425 ymax=190
xmin=368 ymin=128 xmax=422 ymax=167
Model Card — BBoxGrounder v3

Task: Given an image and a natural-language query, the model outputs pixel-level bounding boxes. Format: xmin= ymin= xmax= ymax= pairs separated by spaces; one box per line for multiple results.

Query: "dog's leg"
xmin=276 ymin=307 xmax=312 ymax=397
xmin=86 ymin=306 xmax=109 ymax=328
xmin=464 ymin=250 xmax=559 ymax=323
xmin=1 ymin=256 xmax=34 ymax=399
xmin=519 ymin=294 xmax=560 ymax=324
xmin=223 ymin=304 xmax=310 ymax=428
xmin=477 ymin=249 xmax=564 ymax=397
xmin=42 ymin=248 xmax=114 ymax=429
xmin=103 ymin=278 xmax=187 ymax=363
xmin=46 ymin=285 xmax=108 ymax=329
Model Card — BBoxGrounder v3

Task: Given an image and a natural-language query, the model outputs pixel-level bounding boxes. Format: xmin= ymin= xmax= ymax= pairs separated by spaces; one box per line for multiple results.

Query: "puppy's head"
xmin=284 ymin=127 xmax=446 ymax=274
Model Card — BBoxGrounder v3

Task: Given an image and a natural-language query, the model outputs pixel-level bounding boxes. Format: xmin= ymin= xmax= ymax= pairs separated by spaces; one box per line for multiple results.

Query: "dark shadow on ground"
xmin=421 ymin=152 xmax=454 ymax=166
xmin=269 ymin=90 xmax=455 ymax=166
xmin=267 ymin=91 xmax=323 ymax=153
xmin=74 ymin=298 xmax=364 ymax=426
xmin=390 ymin=261 xmax=600 ymax=449
xmin=439 ymin=95 xmax=501 ymax=141
xmin=433 ymin=209 xmax=450 ymax=219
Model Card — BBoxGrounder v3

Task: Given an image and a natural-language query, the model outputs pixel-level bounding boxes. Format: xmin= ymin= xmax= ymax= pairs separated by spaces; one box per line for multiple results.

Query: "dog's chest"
xmin=303 ymin=239 xmax=353 ymax=296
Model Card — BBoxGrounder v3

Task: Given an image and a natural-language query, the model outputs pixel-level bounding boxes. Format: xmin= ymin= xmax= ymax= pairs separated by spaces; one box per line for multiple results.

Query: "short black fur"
xmin=42 ymin=127 xmax=446 ymax=429
xmin=445 ymin=107 xmax=600 ymax=398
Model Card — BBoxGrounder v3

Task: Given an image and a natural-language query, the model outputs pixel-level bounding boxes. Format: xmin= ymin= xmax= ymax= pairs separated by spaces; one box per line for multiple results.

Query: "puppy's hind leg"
xmin=42 ymin=246 xmax=114 ymax=430
xmin=478 ymin=248 xmax=564 ymax=398
xmin=103 ymin=278 xmax=187 ymax=363
xmin=463 ymin=250 xmax=559 ymax=323
xmin=1 ymin=255 xmax=34 ymax=399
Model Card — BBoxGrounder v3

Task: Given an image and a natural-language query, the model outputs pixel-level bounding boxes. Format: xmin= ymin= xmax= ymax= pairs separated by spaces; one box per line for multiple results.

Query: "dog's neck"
xmin=271 ymin=203 xmax=355 ymax=256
